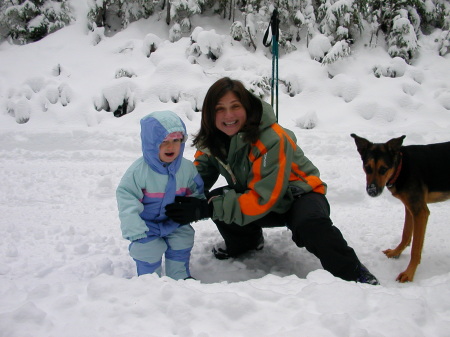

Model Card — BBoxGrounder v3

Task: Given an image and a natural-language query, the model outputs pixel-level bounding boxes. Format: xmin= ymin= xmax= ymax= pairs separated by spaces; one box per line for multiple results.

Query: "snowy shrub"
xmin=187 ymin=42 xmax=202 ymax=57
xmin=89 ymin=23 xmax=105 ymax=46
xmin=121 ymin=0 xmax=154 ymax=28
xmin=317 ymin=0 xmax=364 ymax=45
xmin=1 ymin=0 xmax=72 ymax=44
xmin=169 ymin=0 xmax=202 ymax=29
xmin=178 ymin=91 xmax=200 ymax=112
xmin=5 ymin=76 xmax=73 ymax=122
xmin=93 ymin=94 xmax=109 ymax=112
xmin=295 ymin=111 xmax=318 ymax=129
xmin=356 ymin=101 xmax=378 ymax=120
xmin=248 ymin=77 xmax=271 ymax=99
xmin=293 ymin=9 xmax=305 ymax=27
xmin=180 ymin=17 xmax=191 ymax=33
xmin=169 ymin=23 xmax=182 ymax=42
xmin=7 ymin=97 xmax=30 ymax=124
xmin=308 ymin=34 xmax=331 ymax=62
xmin=87 ymin=0 xmax=154 ymax=33
xmin=145 ymin=58 xmax=207 ymax=110
xmin=100 ymin=79 xmax=137 ymax=117
xmin=436 ymin=30 xmax=450 ymax=56
xmin=283 ymin=40 xmax=297 ymax=53
xmin=45 ymin=84 xmax=59 ymax=104
xmin=17 ymin=84 xmax=33 ymax=100
xmin=230 ymin=21 xmax=246 ymax=41
xmin=372 ymin=57 xmax=407 ymax=78
xmin=330 ymin=74 xmax=360 ymax=102
xmin=42 ymin=81 xmax=72 ymax=106
xmin=58 ymin=82 xmax=72 ymax=106
xmin=52 ymin=63 xmax=62 ymax=76
xmin=322 ymin=40 xmax=351 ymax=64
xmin=388 ymin=13 xmax=418 ymax=63
xmin=402 ymin=81 xmax=420 ymax=96
xmin=188 ymin=28 xmax=223 ymax=61
xmin=25 ymin=76 xmax=46 ymax=93
xmin=283 ymin=74 xmax=304 ymax=97
xmin=142 ymin=33 xmax=161 ymax=58
xmin=115 ymin=68 xmax=136 ymax=79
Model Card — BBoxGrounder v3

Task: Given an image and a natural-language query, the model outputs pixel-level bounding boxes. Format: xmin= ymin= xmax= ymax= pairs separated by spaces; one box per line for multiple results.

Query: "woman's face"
xmin=214 ymin=91 xmax=247 ymax=137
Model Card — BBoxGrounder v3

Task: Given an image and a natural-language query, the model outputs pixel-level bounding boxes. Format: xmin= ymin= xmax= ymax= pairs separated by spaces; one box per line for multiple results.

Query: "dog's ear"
xmin=387 ymin=135 xmax=406 ymax=153
xmin=350 ymin=133 xmax=371 ymax=156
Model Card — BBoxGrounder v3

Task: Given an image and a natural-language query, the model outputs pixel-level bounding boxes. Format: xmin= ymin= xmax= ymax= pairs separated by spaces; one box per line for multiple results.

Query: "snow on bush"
xmin=283 ymin=74 xmax=304 ymax=97
xmin=230 ymin=21 xmax=246 ymax=41
xmin=295 ymin=110 xmax=318 ymax=129
xmin=145 ymin=58 xmax=208 ymax=111
xmin=354 ymin=101 xmax=397 ymax=123
xmin=114 ymin=68 xmax=136 ymax=79
xmin=58 ymin=82 xmax=73 ymax=106
xmin=89 ymin=23 xmax=105 ymax=46
xmin=388 ymin=13 xmax=418 ymax=63
xmin=4 ymin=76 xmax=74 ymax=123
xmin=373 ymin=57 xmax=408 ymax=78
xmin=189 ymin=27 xmax=224 ymax=61
xmin=169 ymin=23 xmax=182 ymax=43
xmin=330 ymin=74 xmax=360 ymax=103
xmin=25 ymin=76 xmax=46 ymax=93
xmin=308 ymin=34 xmax=331 ymax=62
xmin=45 ymin=84 xmax=60 ymax=104
xmin=436 ymin=30 xmax=450 ymax=56
xmin=142 ymin=33 xmax=161 ymax=58
xmin=98 ymin=78 xmax=137 ymax=117
xmin=7 ymin=97 xmax=30 ymax=124
xmin=322 ymin=40 xmax=351 ymax=64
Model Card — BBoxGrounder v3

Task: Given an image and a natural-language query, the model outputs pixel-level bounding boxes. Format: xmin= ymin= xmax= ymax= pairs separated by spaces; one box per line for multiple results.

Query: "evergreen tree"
xmin=322 ymin=39 xmax=351 ymax=63
xmin=0 ymin=0 xmax=72 ymax=44
xmin=317 ymin=0 xmax=365 ymax=44
xmin=1 ymin=0 xmax=448 ymax=64
xmin=87 ymin=0 xmax=155 ymax=33
xmin=168 ymin=0 xmax=204 ymax=33
xmin=368 ymin=0 xmax=425 ymax=63
xmin=387 ymin=10 xmax=418 ymax=62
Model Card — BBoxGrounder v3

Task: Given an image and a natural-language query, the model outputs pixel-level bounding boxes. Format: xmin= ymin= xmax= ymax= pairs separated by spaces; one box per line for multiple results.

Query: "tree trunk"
xmin=166 ymin=0 xmax=171 ymax=25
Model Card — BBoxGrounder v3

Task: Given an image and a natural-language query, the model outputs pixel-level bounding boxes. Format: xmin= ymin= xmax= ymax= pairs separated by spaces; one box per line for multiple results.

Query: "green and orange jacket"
xmin=194 ymin=99 xmax=327 ymax=226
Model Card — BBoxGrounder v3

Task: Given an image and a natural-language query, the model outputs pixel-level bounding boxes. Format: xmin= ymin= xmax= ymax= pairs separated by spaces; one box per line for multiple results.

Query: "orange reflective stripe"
xmin=249 ymin=139 xmax=267 ymax=163
xmin=239 ymin=124 xmax=287 ymax=216
xmin=291 ymin=162 xmax=325 ymax=194
xmin=194 ymin=150 xmax=205 ymax=166
xmin=194 ymin=150 xmax=204 ymax=159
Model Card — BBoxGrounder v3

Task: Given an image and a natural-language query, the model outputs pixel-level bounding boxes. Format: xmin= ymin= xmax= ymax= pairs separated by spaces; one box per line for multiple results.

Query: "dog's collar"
xmin=386 ymin=153 xmax=403 ymax=188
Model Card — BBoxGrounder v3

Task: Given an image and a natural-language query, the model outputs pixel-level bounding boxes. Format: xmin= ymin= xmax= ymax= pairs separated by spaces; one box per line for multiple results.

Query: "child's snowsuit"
xmin=116 ymin=111 xmax=205 ymax=279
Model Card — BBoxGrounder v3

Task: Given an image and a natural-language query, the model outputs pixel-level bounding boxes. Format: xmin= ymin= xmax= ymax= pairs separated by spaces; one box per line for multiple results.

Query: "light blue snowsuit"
xmin=116 ymin=111 xmax=205 ymax=279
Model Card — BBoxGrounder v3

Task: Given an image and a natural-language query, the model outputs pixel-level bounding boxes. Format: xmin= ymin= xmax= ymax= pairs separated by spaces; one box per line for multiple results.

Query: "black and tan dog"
xmin=351 ymin=134 xmax=450 ymax=282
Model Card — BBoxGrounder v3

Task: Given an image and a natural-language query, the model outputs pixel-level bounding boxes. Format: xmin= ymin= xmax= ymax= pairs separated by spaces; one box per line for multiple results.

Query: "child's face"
xmin=159 ymin=139 xmax=182 ymax=163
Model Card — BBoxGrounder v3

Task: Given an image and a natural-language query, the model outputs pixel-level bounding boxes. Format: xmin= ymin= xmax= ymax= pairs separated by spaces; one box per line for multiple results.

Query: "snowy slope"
xmin=1 ymin=3 xmax=450 ymax=337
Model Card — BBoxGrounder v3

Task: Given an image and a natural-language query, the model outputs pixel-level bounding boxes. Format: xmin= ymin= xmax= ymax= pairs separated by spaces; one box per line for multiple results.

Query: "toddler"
xmin=116 ymin=110 xmax=205 ymax=280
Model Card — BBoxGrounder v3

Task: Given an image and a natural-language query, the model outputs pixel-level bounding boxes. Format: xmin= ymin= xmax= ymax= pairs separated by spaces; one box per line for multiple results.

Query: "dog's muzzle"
xmin=366 ymin=184 xmax=381 ymax=197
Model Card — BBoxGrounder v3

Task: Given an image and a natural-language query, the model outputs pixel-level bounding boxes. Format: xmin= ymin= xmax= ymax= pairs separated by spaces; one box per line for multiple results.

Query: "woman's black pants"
xmin=212 ymin=192 xmax=361 ymax=282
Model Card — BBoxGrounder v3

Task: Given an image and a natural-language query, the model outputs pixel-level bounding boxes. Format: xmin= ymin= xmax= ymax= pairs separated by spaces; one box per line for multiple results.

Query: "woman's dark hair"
xmin=193 ymin=77 xmax=262 ymax=160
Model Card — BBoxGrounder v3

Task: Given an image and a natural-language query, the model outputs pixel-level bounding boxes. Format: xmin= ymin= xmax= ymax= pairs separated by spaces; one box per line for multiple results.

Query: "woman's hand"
xmin=165 ymin=196 xmax=211 ymax=224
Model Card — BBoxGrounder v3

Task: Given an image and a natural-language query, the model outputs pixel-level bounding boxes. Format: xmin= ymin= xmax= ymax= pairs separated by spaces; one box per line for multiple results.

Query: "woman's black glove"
xmin=165 ymin=196 xmax=212 ymax=224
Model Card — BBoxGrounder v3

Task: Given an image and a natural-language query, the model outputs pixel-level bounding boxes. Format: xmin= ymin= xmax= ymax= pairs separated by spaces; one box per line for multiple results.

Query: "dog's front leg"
xmin=396 ymin=205 xmax=429 ymax=282
xmin=383 ymin=206 xmax=413 ymax=259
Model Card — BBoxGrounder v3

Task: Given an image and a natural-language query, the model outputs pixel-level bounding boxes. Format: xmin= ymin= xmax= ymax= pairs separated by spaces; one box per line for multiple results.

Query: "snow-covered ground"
xmin=1 ymin=3 xmax=450 ymax=337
